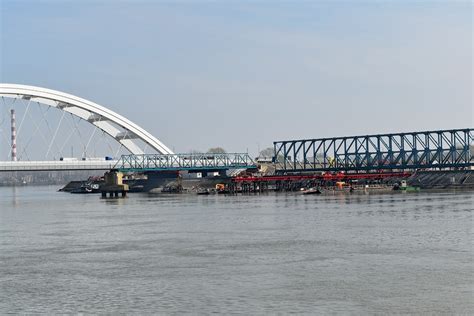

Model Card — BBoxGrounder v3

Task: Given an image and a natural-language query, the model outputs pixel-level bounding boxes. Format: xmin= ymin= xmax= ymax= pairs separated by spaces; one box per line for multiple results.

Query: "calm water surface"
xmin=0 ymin=186 xmax=472 ymax=314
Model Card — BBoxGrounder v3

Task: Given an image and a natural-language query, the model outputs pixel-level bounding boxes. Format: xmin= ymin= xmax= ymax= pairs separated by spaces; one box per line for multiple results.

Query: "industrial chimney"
xmin=11 ymin=109 xmax=17 ymax=161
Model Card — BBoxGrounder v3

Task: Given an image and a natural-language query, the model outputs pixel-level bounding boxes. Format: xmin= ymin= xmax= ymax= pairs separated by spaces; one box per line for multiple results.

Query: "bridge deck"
xmin=0 ymin=153 xmax=256 ymax=172
xmin=0 ymin=160 xmax=117 ymax=172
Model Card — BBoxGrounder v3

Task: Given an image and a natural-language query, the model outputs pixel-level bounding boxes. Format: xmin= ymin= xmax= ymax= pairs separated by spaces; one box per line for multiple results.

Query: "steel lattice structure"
xmin=274 ymin=128 xmax=474 ymax=173
xmin=115 ymin=153 xmax=256 ymax=172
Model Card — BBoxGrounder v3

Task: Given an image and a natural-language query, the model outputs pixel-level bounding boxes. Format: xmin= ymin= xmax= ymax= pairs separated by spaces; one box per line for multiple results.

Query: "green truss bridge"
xmin=114 ymin=153 xmax=256 ymax=172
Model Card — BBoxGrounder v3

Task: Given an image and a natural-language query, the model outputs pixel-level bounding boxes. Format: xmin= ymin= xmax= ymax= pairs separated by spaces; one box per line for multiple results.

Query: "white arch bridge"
xmin=0 ymin=84 xmax=254 ymax=172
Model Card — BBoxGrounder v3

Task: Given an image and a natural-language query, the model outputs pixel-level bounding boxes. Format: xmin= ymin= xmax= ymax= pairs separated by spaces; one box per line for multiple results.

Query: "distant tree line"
xmin=187 ymin=147 xmax=227 ymax=154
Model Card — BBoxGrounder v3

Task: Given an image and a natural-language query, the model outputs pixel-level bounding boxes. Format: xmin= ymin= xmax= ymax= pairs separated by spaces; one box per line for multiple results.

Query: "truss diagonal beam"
xmin=274 ymin=129 xmax=474 ymax=173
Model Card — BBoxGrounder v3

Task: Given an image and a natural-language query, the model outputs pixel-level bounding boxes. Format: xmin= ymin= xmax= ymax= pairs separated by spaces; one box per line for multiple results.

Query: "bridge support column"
xmin=100 ymin=170 xmax=129 ymax=198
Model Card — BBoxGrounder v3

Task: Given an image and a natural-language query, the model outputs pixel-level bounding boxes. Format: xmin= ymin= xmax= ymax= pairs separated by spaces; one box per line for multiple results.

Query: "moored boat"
xmin=197 ymin=188 xmax=210 ymax=195
xmin=70 ymin=183 xmax=100 ymax=194
xmin=301 ymin=187 xmax=322 ymax=195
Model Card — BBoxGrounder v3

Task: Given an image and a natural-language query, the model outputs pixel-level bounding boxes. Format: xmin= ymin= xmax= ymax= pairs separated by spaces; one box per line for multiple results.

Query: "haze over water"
xmin=0 ymin=186 xmax=472 ymax=314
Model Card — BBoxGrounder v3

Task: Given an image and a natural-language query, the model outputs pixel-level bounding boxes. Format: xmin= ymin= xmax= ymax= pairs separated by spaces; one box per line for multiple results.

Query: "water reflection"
xmin=11 ymin=186 xmax=19 ymax=207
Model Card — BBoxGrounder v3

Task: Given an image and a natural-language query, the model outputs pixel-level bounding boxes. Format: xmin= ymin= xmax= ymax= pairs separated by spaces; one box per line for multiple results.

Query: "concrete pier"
xmin=100 ymin=170 xmax=129 ymax=198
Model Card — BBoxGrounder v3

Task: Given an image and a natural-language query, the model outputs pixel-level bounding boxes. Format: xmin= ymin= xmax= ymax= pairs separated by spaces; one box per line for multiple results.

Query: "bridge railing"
xmin=114 ymin=153 xmax=256 ymax=172
xmin=274 ymin=128 xmax=474 ymax=172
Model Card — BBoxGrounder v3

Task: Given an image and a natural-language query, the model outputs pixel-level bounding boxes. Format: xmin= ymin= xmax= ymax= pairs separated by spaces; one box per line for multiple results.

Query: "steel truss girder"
xmin=115 ymin=153 xmax=256 ymax=172
xmin=273 ymin=129 xmax=474 ymax=172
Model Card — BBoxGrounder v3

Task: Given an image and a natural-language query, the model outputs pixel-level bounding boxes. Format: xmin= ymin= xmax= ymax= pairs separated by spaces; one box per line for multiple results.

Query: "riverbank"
xmin=53 ymin=170 xmax=474 ymax=196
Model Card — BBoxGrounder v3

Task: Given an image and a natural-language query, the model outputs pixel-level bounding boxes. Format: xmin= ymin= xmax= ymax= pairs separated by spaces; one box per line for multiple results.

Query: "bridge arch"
xmin=0 ymin=83 xmax=174 ymax=155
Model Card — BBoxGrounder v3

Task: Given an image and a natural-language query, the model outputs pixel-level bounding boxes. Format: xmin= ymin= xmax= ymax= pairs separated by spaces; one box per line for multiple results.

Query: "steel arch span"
xmin=0 ymin=83 xmax=174 ymax=155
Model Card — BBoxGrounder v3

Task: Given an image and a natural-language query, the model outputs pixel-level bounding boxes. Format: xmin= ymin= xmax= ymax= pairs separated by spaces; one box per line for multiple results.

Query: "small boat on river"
xmin=70 ymin=183 xmax=100 ymax=194
xmin=197 ymin=188 xmax=210 ymax=195
xmin=301 ymin=187 xmax=322 ymax=195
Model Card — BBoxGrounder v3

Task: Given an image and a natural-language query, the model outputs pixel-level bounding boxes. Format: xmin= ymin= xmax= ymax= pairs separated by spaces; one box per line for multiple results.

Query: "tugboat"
xmin=70 ymin=182 xmax=100 ymax=194
xmin=393 ymin=180 xmax=420 ymax=192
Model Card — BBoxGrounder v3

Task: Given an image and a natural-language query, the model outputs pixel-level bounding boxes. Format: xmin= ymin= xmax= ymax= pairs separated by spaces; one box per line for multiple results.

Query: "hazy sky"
xmin=1 ymin=0 xmax=472 ymax=155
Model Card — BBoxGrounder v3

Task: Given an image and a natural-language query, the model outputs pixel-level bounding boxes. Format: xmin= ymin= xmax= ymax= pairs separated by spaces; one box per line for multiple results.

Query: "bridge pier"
xmin=101 ymin=190 xmax=127 ymax=198
xmin=100 ymin=170 xmax=129 ymax=198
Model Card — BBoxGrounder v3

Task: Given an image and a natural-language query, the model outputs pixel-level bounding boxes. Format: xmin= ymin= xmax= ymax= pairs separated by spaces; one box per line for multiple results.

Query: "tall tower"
xmin=11 ymin=109 xmax=17 ymax=161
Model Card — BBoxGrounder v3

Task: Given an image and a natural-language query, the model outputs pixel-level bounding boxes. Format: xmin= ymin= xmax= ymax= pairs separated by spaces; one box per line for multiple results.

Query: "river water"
xmin=0 ymin=186 xmax=472 ymax=314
